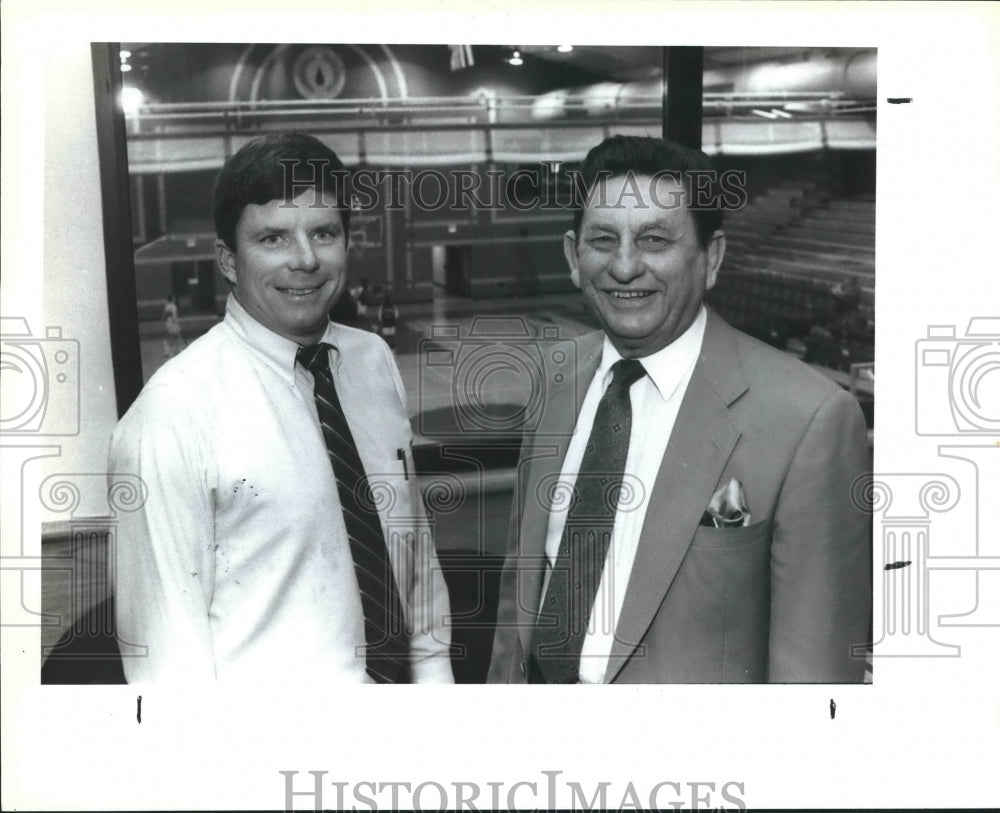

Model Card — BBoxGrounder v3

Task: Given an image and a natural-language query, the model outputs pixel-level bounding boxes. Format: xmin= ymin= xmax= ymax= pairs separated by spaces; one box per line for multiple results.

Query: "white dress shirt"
xmin=109 ymin=294 xmax=453 ymax=684
xmin=541 ymin=306 xmax=707 ymax=682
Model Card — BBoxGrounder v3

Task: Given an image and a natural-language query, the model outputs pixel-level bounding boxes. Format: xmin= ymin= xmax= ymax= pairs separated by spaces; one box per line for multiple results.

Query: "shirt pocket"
xmin=690 ymin=518 xmax=772 ymax=550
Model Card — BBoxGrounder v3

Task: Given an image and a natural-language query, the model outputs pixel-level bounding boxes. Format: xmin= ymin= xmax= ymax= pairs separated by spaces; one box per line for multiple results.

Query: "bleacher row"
xmin=712 ymin=268 xmax=849 ymax=331
xmin=708 ymin=180 xmax=875 ymax=377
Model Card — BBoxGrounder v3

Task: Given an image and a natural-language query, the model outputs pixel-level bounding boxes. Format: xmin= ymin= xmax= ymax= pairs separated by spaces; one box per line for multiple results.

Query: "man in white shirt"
xmin=109 ymin=132 xmax=453 ymax=683
xmin=489 ymin=135 xmax=871 ymax=683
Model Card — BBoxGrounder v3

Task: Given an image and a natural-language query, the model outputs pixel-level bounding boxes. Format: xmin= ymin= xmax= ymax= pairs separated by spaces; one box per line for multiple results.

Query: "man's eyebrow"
xmin=583 ymin=219 xmax=676 ymax=232
xmin=247 ymin=225 xmax=288 ymax=238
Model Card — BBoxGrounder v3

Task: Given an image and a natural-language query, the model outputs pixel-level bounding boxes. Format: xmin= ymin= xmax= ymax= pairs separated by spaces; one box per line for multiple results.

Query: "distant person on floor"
xmin=831 ymin=274 xmax=863 ymax=317
xmin=161 ymin=294 xmax=185 ymax=358
xmin=365 ymin=284 xmax=385 ymax=334
xmin=109 ymin=132 xmax=453 ymax=683
xmin=351 ymin=278 xmax=369 ymax=304
xmin=355 ymin=278 xmax=374 ymax=327
xmin=378 ymin=291 xmax=398 ymax=351
xmin=489 ymin=135 xmax=871 ymax=684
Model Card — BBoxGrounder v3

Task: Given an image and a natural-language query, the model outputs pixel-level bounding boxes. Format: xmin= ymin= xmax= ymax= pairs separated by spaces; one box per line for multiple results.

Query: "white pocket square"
xmin=700 ymin=478 xmax=752 ymax=528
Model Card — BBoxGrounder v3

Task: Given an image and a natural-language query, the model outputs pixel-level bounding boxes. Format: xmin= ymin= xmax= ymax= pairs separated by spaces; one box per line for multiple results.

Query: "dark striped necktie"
xmin=529 ymin=357 xmax=647 ymax=684
xmin=297 ymin=343 xmax=411 ymax=683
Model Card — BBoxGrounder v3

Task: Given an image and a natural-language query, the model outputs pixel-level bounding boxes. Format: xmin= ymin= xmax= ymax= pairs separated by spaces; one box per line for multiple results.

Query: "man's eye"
xmin=639 ymin=235 xmax=670 ymax=249
xmin=588 ymin=235 xmax=617 ymax=248
xmin=260 ymin=234 xmax=284 ymax=246
xmin=313 ymin=230 xmax=338 ymax=242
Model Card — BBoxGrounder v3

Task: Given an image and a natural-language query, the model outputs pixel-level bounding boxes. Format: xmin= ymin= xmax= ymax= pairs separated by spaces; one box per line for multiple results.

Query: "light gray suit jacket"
xmin=488 ymin=309 xmax=871 ymax=683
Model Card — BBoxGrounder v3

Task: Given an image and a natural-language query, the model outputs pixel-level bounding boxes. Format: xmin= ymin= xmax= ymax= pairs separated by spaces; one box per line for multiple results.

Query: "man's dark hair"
xmin=571 ymin=135 xmax=723 ymax=248
xmin=213 ymin=132 xmax=352 ymax=249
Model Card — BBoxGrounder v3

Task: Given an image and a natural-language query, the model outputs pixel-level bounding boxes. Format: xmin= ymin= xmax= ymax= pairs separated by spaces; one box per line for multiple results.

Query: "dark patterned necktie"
xmin=297 ymin=343 xmax=410 ymax=683
xmin=529 ymin=358 xmax=647 ymax=684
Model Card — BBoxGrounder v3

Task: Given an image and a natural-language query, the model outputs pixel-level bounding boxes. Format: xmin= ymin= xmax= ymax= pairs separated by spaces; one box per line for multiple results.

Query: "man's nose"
xmin=608 ymin=242 xmax=643 ymax=282
xmin=289 ymin=235 xmax=320 ymax=272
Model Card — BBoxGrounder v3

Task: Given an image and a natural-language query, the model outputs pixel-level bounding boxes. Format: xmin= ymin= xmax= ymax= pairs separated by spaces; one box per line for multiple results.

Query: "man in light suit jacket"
xmin=488 ymin=135 xmax=871 ymax=684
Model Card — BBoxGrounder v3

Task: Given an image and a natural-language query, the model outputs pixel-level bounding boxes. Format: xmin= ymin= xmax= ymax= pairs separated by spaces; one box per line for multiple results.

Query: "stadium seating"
xmin=709 ymin=183 xmax=875 ymax=411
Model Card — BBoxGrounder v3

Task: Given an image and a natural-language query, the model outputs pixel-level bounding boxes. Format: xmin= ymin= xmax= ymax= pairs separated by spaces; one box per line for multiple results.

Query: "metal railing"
xmin=125 ymin=91 xmax=874 ymax=136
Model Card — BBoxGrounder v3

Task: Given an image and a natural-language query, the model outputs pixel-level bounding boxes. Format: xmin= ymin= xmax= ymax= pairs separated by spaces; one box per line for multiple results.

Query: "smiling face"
xmin=565 ymin=173 xmax=726 ymax=358
xmin=216 ymin=189 xmax=347 ymax=345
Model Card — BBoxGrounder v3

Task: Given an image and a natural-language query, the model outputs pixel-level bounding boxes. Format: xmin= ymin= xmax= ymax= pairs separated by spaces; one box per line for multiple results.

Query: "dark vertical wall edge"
xmin=664 ymin=46 xmax=704 ymax=149
xmin=91 ymin=42 xmax=143 ymax=417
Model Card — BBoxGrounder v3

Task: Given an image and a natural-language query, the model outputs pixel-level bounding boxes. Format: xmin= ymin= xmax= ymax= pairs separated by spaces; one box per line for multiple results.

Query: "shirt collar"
xmin=597 ymin=305 xmax=707 ymax=402
xmin=224 ymin=293 xmax=341 ymax=385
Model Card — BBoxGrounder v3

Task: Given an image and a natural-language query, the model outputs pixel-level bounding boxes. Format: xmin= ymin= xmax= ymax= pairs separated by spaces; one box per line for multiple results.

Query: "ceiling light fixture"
xmin=557 ymin=44 xmax=573 ymax=53
xmin=507 ymin=49 xmax=523 ymax=66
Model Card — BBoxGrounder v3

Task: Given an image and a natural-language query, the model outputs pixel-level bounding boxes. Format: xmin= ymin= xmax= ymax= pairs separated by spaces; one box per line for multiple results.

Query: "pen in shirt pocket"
xmin=397 ymin=447 xmax=408 ymax=480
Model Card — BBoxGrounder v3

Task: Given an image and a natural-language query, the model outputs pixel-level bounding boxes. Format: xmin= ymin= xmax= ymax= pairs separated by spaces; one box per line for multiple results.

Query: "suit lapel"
xmin=604 ymin=310 xmax=749 ymax=682
xmin=514 ymin=332 xmax=603 ymax=654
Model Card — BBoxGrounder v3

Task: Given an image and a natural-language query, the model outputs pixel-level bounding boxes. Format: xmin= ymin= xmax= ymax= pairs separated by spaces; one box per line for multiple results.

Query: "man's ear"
xmin=704 ymin=229 xmax=726 ymax=291
xmin=563 ymin=230 xmax=582 ymax=290
xmin=216 ymin=238 xmax=237 ymax=285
